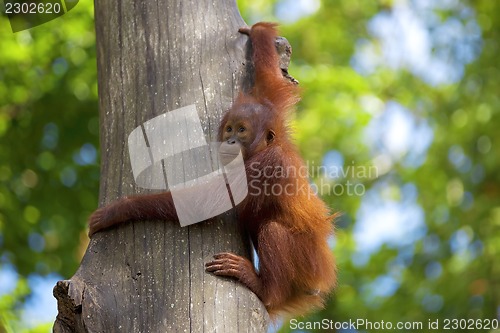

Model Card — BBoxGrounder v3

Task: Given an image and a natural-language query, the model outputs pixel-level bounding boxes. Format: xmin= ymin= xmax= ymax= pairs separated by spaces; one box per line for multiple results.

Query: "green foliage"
xmin=242 ymin=0 xmax=500 ymax=332
xmin=0 ymin=1 xmax=98 ymax=275
xmin=0 ymin=277 xmax=29 ymax=332
xmin=1 ymin=0 xmax=499 ymax=331
xmin=241 ymin=0 xmax=500 ymax=331
xmin=0 ymin=2 xmax=98 ymax=330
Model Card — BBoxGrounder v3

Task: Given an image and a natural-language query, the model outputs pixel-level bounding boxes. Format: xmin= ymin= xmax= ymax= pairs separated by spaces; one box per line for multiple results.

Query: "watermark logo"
xmin=127 ymin=105 xmax=248 ymax=227
xmin=245 ymin=160 xmax=377 ymax=199
xmin=128 ymin=105 xmax=375 ymax=226
xmin=3 ymin=0 xmax=79 ymax=33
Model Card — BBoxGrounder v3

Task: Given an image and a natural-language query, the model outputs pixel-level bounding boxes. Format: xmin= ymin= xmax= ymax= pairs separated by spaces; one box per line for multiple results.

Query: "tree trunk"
xmin=53 ymin=0 xmax=269 ymax=331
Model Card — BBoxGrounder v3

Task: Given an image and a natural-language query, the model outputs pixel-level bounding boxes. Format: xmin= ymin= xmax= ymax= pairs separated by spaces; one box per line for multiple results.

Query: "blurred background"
xmin=0 ymin=0 xmax=498 ymax=332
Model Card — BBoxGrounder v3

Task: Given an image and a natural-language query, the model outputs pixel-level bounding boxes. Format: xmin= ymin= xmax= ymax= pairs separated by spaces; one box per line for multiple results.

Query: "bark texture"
xmin=53 ymin=0 xmax=271 ymax=332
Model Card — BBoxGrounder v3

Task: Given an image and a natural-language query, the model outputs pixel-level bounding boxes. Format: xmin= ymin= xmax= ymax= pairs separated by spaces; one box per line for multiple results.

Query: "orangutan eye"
xmin=267 ymin=130 xmax=276 ymax=142
xmin=226 ymin=126 xmax=232 ymax=132
xmin=238 ymin=126 xmax=246 ymax=133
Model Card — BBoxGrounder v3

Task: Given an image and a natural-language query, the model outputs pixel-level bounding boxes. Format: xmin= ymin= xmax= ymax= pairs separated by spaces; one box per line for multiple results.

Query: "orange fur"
xmin=208 ymin=23 xmax=336 ymax=317
xmin=88 ymin=22 xmax=336 ymax=318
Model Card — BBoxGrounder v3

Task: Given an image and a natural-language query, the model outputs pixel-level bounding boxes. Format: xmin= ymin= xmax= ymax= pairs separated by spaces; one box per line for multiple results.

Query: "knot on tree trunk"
xmin=53 ymin=279 xmax=85 ymax=333
xmin=276 ymin=36 xmax=299 ymax=85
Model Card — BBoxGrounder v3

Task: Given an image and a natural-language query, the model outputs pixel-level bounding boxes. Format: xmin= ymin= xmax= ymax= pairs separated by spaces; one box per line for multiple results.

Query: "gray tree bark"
xmin=53 ymin=0 xmax=270 ymax=331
